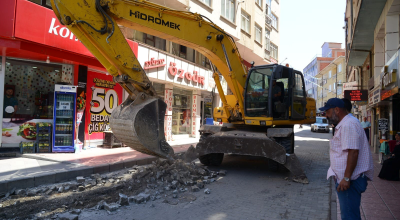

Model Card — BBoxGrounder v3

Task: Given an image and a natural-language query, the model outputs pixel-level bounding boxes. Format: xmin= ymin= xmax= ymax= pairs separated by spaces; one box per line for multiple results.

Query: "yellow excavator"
xmin=50 ymin=0 xmax=316 ymax=183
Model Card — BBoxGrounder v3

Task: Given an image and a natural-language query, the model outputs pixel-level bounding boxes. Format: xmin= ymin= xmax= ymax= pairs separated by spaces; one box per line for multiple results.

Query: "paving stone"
xmin=57 ymin=212 xmax=78 ymax=220
xmin=128 ymin=196 xmax=135 ymax=203
xmin=104 ymin=202 xmax=119 ymax=212
xmin=96 ymin=200 xmax=105 ymax=210
xmin=119 ymin=193 xmax=129 ymax=206
xmin=27 ymin=190 xmax=38 ymax=196
xmin=137 ymin=193 xmax=151 ymax=201
xmin=45 ymin=189 xmax=53 ymax=195
xmin=191 ymin=186 xmax=200 ymax=192
xmin=135 ymin=196 xmax=145 ymax=204
xmin=76 ymin=176 xmax=85 ymax=183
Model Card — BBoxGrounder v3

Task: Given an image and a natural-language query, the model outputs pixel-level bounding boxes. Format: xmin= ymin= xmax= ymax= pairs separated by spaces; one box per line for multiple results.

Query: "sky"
xmin=279 ymin=0 xmax=346 ymax=71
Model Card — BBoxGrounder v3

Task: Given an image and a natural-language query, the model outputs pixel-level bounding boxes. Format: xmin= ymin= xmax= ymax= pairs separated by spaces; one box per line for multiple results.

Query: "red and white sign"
xmin=13 ymin=0 xmax=138 ymax=58
xmin=85 ymin=72 xmax=123 ymax=140
xmin=144 ymin=58 xmax=166 ymax=69
xmin=192 ymin=95 xmax=198 ymax=136
xmin=168 ymin=62 xmax=205 ymax=85
xmin=164 ymin=89 xmax=173 ymax=141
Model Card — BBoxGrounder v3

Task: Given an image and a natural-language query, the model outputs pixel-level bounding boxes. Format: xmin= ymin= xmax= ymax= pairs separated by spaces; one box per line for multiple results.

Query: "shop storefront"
xmin=136 ymin=43 xmax=224 ymax=141
xmin=0 ymin=0 xmax=131 ymax=148
xmin=0 ymin=0 xmax=224 ymax=149
xmin=368 ymin=49 xmax=400 ymax=152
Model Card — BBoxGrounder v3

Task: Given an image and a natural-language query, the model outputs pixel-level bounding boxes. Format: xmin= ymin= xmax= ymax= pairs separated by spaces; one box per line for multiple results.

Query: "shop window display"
xmin=2 ymin=59 xmax=73 ymax=145
xmin=172 ymin=88 xmax=192 ymax=135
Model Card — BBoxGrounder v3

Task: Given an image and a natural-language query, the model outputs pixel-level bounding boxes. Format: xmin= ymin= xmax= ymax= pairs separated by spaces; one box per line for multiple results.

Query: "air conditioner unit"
xmin=265 ymin=16 xmax=272 ymax=25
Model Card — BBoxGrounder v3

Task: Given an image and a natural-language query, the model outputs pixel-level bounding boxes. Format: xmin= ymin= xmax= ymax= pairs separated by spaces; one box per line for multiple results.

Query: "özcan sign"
xmin=168 ymin=62 xmax=205 ymax=85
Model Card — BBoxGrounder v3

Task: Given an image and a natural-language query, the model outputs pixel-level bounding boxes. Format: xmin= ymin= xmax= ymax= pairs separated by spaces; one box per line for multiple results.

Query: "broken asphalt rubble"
xmin=0 ymin=148 xmax=227 ymax=219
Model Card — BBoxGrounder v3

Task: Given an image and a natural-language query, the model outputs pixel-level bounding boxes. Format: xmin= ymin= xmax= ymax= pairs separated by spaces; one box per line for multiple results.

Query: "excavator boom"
xmin=50 ymin=0 xmax=248 ymax=158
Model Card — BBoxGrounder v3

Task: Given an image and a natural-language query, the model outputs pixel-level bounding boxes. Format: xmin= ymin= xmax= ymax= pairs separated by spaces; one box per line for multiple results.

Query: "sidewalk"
xmin=336 ymin=151 xmax=400 ymax=220
xmin=0 ymin=139 xmax=198 ymax=196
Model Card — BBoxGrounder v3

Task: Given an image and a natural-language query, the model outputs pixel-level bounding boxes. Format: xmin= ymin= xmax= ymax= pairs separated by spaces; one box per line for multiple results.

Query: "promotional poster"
xmin=85 ymin=72 xmax=123 ymax=140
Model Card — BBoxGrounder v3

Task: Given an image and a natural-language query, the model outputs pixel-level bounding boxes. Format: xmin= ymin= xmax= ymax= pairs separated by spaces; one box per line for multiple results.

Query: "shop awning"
xmin=348 ymin=0 xmax=387 ymax=66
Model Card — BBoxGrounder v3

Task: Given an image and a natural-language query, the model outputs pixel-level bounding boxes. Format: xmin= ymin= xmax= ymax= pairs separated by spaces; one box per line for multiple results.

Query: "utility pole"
xmin=332 ymin=63 xmax=338 ymax=98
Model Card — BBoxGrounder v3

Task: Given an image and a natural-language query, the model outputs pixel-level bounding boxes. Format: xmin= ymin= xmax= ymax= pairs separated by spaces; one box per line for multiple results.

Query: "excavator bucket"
xmin=110 ymin=95 xmax=174 ymax=159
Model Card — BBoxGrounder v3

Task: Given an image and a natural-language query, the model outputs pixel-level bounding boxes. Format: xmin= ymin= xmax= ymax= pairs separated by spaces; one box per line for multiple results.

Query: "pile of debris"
xmin=0 ymin=153 xmax=227 ymax=219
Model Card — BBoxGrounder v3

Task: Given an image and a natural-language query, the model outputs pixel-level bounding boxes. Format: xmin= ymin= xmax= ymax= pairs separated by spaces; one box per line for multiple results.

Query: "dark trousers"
xmin=364 ymin=128 xmax=370 ymax=142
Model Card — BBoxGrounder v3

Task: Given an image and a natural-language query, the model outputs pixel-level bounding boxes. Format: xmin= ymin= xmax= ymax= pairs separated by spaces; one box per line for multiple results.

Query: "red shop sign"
xmin=168 ymin=62 xmax=205 ymax=85
xmin=144 ymin=58 xmax=166 ymax=69
xmin=13 ymin=0 xmax=138 ymax=58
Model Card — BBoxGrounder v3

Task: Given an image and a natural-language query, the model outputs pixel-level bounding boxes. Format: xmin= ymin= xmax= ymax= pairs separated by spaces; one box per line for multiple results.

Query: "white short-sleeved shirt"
xmin=327 ymin=115 xmax=374 ymax=183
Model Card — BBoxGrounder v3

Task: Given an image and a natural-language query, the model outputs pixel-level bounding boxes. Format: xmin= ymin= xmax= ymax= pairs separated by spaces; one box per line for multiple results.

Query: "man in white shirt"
xmin=360 ymin=117 xmax=371 ymax=141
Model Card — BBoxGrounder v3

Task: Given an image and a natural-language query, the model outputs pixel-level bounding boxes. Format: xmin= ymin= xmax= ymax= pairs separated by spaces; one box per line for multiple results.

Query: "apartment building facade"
xmin=303 ymin=43 xmax=345 ymax=101
xmin=345 ymin=0 xmax=400 ymax=153
xmin=315 ymin=56 xmax=346 ymax=109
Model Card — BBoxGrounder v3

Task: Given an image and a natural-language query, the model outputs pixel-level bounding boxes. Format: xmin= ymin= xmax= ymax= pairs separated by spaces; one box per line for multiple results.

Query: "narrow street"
xmin=77 ymin=125 xmax=333 ymax=220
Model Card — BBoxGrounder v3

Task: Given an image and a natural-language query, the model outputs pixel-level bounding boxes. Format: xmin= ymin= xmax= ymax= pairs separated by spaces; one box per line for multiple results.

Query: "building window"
xmin=338 ymin=64 xmax=342 ymax=72
xmin=266 ymin=0 xmax=271 ymax=15
xmin=255 ymin=25 xmax=262 ymax=44
xmin=270 ymin=43 xmax=278 ymax=60
xmin=241 ymin=12 xmax=251 ymax=34
xmin=255 ymin=0 xmax=262 ymax=7
xmin=329 ymin=70 xmax=332 ymax=78
xmin=265 ymin=29 xmax=270 ymax=51
xmin=28 ymin=0 xmax=52 ymax=9
xmin=334 ymin=82 xmax=336 ymax=90
xmin=199 ymin=0 xmax=211 ymax=6
xmin=329 ymin=85 xmax=332 ymax=92
xmin=271 ymin=13 xmax=278 ymax=30
xmin=143 ymin=34 xmax=166 ymax=51
xmin=171 ymin=43 xmax=195 ymax=63
xmin=221 ymin=0 xmax=235 ymax=22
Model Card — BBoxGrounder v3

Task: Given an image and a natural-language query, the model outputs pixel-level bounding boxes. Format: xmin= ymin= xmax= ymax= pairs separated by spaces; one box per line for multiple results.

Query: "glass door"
xmin=53 ymin=92 xmax=75 ymax=152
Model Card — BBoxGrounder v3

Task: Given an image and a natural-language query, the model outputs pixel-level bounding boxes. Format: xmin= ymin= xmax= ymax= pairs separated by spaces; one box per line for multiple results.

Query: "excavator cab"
xmin=244 ymin=64 xmax=307 ymax=121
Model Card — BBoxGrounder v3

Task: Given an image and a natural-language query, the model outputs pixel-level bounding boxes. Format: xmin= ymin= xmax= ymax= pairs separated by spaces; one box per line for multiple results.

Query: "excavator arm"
xmin=50 ymin=0 xmax=248 ymax=158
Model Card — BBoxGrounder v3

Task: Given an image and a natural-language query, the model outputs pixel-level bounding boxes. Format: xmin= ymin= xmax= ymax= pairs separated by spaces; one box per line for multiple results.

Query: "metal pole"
xmin=0 ymin=49 xmax=6 ymax=146
xmin=332 ymin=63 xmax=338 ymax=98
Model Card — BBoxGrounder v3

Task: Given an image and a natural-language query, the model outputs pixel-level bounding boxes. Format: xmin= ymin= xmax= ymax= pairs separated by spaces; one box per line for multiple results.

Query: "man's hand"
xmin=337 ymin=179 xmax=350 ymax=191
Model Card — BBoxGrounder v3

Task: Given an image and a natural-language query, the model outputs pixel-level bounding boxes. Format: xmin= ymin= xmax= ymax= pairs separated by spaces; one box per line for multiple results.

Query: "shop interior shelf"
xmin=56 ymin=123 xmax=73 ymax=125
xmin=55 ymin=134 xmax=73 ymax=136
xmin=56 ymin=116 xmax=73 ymax=118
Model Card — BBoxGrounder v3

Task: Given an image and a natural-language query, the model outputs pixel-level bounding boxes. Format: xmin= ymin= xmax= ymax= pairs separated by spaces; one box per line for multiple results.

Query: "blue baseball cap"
xmin=319 ymin=98 xmax=345 ymax=111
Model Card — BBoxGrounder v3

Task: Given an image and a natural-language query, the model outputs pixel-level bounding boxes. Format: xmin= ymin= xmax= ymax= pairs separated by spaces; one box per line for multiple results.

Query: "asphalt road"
xmin=79 ymin=125 xmax=334 ymax=220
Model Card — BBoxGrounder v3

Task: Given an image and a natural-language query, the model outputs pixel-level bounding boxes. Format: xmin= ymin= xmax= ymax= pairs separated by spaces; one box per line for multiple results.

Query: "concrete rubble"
xmin=0 ymin=153 xmax=228 ymax=219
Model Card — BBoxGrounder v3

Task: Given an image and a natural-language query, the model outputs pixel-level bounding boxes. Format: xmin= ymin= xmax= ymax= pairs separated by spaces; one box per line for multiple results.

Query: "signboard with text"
xmin=344 ymin=90 xmax=368 ymax=101
xmin=378 ymin=118 xmax=388 ymax=131
xmin=85 ymin=72 xmax=123 ymax=140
